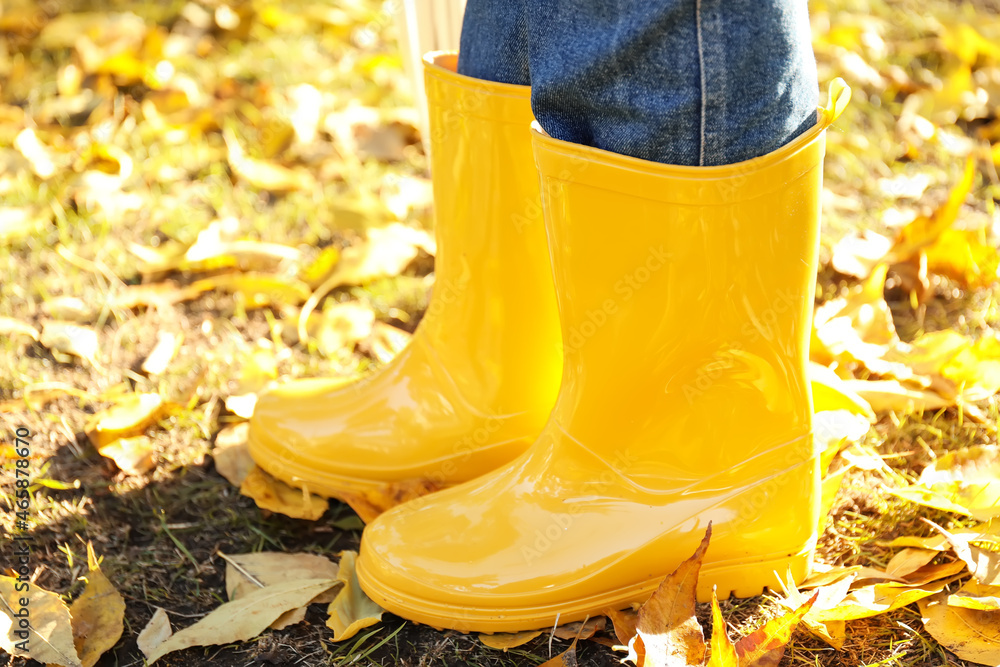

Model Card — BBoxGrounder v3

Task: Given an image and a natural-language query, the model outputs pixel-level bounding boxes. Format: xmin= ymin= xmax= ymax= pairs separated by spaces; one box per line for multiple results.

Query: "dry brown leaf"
xmin=538 ymin=639 xmax=579 ymax=667
xmin=918 ymin=592 xmax=1000 ymax=665
xmin=337 ymin=478 xmax=444 ymax=524
xmin=239 ymin=466 xmax=329 ymax=520
xmin=213 ymin=423 xmax=255 ymax=487
xmin=326 ymin=551 xmax=384 ymax=642
xmin=553 ymin=617 xmax=606 ymax=640
xmin=626 ymin=526 xmax=710 ymax=667
xmin=70 ymin=544 xmax=126 ymax=667
xmin=143 ymin=578 xmax=339 ymax=664
xmin=136 ymin=608 xmax=171 ymax=659
xmin=85 ymin=393 xmax=165 ymax=449
xmin=606 ymin=607 xmax=640 ymax=647
xmin=734 ymin=591 xmax=817 ymax=667
xmin=479 ymin=631 xmax=543 ymax=650
xmin=224 ymin=552 xmax=340 ymax=604
xmin=0 ymin=576 xmax=82 ymax=667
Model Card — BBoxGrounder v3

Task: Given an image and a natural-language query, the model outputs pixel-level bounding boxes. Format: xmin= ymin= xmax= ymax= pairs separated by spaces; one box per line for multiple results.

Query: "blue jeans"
xmin=458 ymin=0 xmax=817 ymax=166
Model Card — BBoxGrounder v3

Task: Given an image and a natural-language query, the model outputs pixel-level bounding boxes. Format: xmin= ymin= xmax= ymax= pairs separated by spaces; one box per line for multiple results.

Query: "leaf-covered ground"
xmin=1 ymin=0 xmax=1000 ymax=665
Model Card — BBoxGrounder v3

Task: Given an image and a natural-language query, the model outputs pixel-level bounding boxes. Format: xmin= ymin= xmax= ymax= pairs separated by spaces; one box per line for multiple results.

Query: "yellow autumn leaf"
xmin=918 ymin=592 xmax=1000 ymax=665
xmin=143 ymin=578 xmax=339 ymax=664
xmin=70 ymin=544 xmax=126 ymax=667
xmin=40 ymin=321 xmax=101 ymax=368
xmin=213 ymin=423 xmax=255 ymax=487
xmin=224 ymin=128 xmax=316 ymax=192
xmin=809 ymin=362 xmax=876 ymax=421
xmin=191 ymin=273 xmax=312 ymax=309
xmin=925 ymin=520 xmax=1000 ymax=586
xmin=705 ymin=590 xmax=738 ymax=667
xmin=479 ymin=631 xmax=542 ymax=650
xmin=239 ymin=466 xmax=329 ymax=520
xmin=326 ymin=551 xmax=384 ymax=642
xmin=0 ymin=576 xmax=82 ymax=667
xmin=811 ymin=577 xmax=956 ymax=622
xmin=947 ymin=580 xmax=1000 ymax=611
xmin=886 ymin=156 xmax=976 ymax=264
xmin=98 ymin=435 xmax=155 ymax=475
xmin=85 ymin=393 xmax=165 ymax=449
xmin=626 ymin=526 xmax=710 ymax=667
xmin=734 ymin=591 xmax=817 ymax=667
xmin=892 ymin=447 xmax=1000 ymax=521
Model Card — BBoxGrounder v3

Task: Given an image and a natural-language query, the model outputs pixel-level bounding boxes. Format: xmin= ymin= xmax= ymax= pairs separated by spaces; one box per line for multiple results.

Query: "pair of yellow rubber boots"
xmin=249 ymin=52 xmax=850 ymax=633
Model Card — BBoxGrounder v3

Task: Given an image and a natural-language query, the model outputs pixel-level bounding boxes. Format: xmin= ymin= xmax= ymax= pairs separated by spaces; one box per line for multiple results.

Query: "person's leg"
xmin=456 ymin=0 xmax=530 ymax=86
xmin=462 ymin=0 xmax=817 ymax=166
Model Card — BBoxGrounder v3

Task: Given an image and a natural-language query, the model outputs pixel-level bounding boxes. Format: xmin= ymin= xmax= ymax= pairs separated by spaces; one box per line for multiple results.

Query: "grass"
xmin=1 ymin=0 xmax=999 ymax=665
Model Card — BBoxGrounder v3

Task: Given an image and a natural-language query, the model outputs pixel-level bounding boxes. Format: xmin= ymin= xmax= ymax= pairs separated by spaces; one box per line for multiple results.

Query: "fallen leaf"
xmin=812 ymin=577 xmax=955 ymax=622
xmin=538 ymin=639 xmax=579 ymax=666
xmin=0 ymin=207 xmax=48 ymax=243
xmin=777 ymin=570 xmax=853 ymax=649
xmin=298 ymin=223 xmax=430 ymax=342
xmin=0 ymin=576 xmax=82 ymax=667
xmin=627 ymin=526 xmax=710 ymax=667
xmin=98 ymin=435 xmax=155 ymax=475
xmin=141 ymin=332 xmax=182 ymax=375
xmin=213 ymin=423 xmax=255 ymax=486
xmin=705 ymin=590 xmax=738 ymax=667
xmin=840 ymin=378 xmax=950 ymax=414
xmin=809 ymin=363 xmax=876 ymax=421
xmin=358 ymin=321 xmax=412 ymax=364
xmin=925 ymin=520 xmax=1000 ymax=586
xmin=42 ymin=297 xmax=93 ymax=322
xmin=479 ymin=631 xmax=542 ymax=650
xmin=0 ymin=317 xmax=39 ymax=341
xmin=734 ymin=591 xmax=817 ymax=667
xmin=85 ymin=393 xmax=165 ymax=449
xmin=326 ymin=551 xmax=384 ymax=642
xmin=553 ymin=617 xmax=606 ymax=640
xmin=143 ymin=578 xmax=338 ymax=664
xmin=337 ymin=478 xmax=444 ymax=524
xmin=40 ymin=321 xmax=101 ymax=367
xmin=948 ymin=580 xmax=1000 ymax=611
xmin=315 ymin=301 xmax=375 ymax=357
xmin=70 ymin=544 xmax=126 ymax=667
xmin=923 ymin=226 xmax=1000 ymax=289
xmin=224 ymin=552 xmax=340 ymax=604
xmin=136 ymin=608 xmax=172 ymax=658
xmin=892 ymin=447 xmax=1000 ymax=520
xmin=14 ymin=128 xmax=56 ymax=179
xmin=224 ymin=129 xmax=316 ymax=192
xmin=192 ymin=273 xmax=312 ymax=309
xmin=875 ymin=524 xmax=1000 ymax=551
xmin=918 ymin=592 xmax=1000 ymax=665
xmin=606 ymin=607 xmax=639 ymax=647
xmin=830 ymin=229 xmax=893 ymax=279
xmin=239 ymin=466 xmax=329 ymax=520
xmin=887 ymin=156 xmax=976 ymax=264
xmin=885 ymin=548 xmax=938 ymax=579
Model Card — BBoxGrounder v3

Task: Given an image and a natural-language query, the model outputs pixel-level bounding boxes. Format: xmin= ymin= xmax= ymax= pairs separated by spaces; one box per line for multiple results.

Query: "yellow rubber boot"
xmin=356 ymin=81 xmax=851 ymax=633
xmin=247 ymin=53 xmax=562 ymax=499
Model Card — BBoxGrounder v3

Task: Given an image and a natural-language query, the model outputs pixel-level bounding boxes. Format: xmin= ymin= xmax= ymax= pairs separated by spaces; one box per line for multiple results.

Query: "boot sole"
xmin=356 ymin=544 xmax=812 ymax=634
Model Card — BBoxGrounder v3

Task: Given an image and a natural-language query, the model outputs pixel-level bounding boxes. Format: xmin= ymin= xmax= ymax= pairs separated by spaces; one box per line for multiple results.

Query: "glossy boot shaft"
xmin=247 ymin=53 xmax=562 ymax=498
xmin=357 ymin=81 xmax=851 ymax=632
